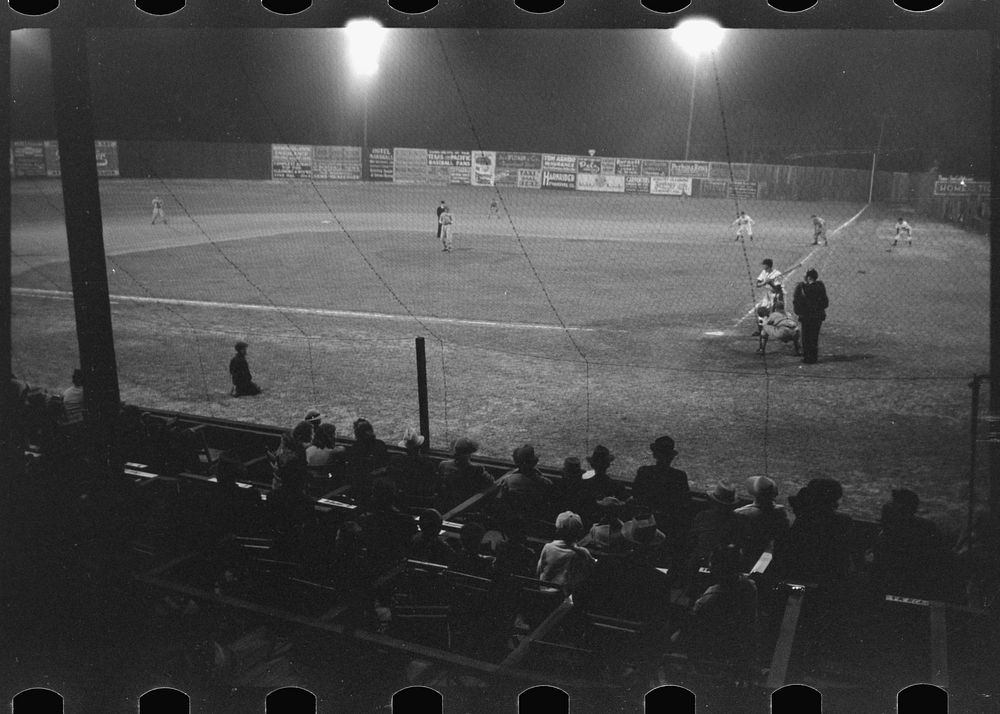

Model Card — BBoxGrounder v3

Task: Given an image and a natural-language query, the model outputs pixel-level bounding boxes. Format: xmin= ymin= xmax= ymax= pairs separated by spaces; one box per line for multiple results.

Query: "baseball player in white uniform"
xmin=811 ymin=215 xmax=827 ymax=245
xmin=732 ymin=211 xmax=754 ymax=241
xmin=440 ymin=205 xmax=454 ymax=252
xmin=753 ymin=259 xmax=784 ymax=335
xmin=151 ymin=197 xmax=167 ymax=225
xmin=890 ymin=217 xmax=912 ymax=249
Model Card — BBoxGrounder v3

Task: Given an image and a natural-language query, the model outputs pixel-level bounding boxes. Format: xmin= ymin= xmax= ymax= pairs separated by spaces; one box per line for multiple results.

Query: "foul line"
xmin=734 ymin=204 xmax=869 ymax=327
xmin=13 ymin=287 xmax=602 ymax=333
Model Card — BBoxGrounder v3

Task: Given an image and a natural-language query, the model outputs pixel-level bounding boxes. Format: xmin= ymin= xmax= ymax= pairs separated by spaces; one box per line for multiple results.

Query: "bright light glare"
xmin=345 ymin=19 xmax=387 ymax=78
xmin=673 ymin=18 xmax=725 ymax=59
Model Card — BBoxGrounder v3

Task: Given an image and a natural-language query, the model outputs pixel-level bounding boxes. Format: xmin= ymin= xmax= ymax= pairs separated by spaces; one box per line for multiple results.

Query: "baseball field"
xmin=11 ymin=178 xmax=990 ymax=528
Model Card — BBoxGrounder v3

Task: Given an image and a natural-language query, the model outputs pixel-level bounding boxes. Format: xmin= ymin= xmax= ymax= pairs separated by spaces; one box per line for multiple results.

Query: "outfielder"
xmin=732 ymin=211 xmax=754 ymax=241
xmin=439 ymin=205 xmax=454 ymax=252
xmin=811 ymin=215 xmax=827 ymax=245
xmin=488 ymin=197 xmax=501 ymax=219
xmin=890 ymin=217 xmax=912 ymax=249
xmin=151 ymin=197 xmax=167 ymax=225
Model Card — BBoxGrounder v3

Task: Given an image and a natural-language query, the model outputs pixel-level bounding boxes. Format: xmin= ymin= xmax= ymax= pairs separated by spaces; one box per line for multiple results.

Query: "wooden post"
xmin=416 ymin=337 xmax=430 ymax=450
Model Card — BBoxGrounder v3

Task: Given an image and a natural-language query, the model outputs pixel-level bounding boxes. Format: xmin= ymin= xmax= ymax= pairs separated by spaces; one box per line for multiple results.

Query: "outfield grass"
xmin=12 ymin=179 xmax=990 ymax=528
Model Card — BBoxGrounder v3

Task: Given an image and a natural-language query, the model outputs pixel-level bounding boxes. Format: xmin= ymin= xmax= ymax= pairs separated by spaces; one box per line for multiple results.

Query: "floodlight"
xmin=673 ymin=18 xmax=725 ymax=59
xmin=345 ymin=18 xmax=387 ymax=78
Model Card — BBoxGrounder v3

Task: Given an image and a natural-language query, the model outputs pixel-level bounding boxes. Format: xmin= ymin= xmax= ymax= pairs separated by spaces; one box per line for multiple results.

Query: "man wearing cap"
xmin=792 ymin=268 xmax=829 ymax=364
xmin=633 ymin=436 xmax=692 ymax=555
xmin=229 ymin=341 xmax=261 ymax=396
xmin=496 ymin=444 xmax=554 ymax=519
xmin=734 ymin=476 xmax=789 ymax=567
xmin=437 ymin=437 xmax=495 ymax=511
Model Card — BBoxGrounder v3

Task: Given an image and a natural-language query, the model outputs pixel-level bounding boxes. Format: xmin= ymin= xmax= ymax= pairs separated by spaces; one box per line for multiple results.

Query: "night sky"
xmin=11 ymin=28 xmax=992 ymax=176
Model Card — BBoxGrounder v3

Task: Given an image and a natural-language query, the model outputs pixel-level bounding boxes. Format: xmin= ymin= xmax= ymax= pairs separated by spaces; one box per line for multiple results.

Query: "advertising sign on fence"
xmin=703 ymin=179 xmax=760 ymax=200
xmin=393 ymin=148 xmax=430 ymax=184
xmin=517 ymin=169 xmax=543 ymax=189
xmin=933 ymin=180 xmax=991 ymax=196
xmin=649 ymin=176 xmax=692 ymax=196
xmin=12 ymin=141 xmax=47 ymax=177
xmin=94 ymin=140 xmax=121 ymax=177
xmin=641 ymin=159 xmax=670 ymax=177
xmin=616 ymin=158 xmax=642 ymax=176
xmin=625 ymin=175 xmax=651 ymax=193
xmin=428 ymin=149 xmax=472 ymax=185
xmin=495 ymin=152 xmax=541 ymax=186
xmin=271 ymin=144 xmax=313 ymax=179
xmin=471 ymin=151 xmax=496 ymax=186
xmin=43 ymin=141 xmax=60 ymax=176
xmin=369 ymin=147 xmax=394 ymax=181
xmin=312 ymin=145 xmax=361 ymax=180
xmin=542 ymin=170 xmax=576 ymax=190
xmin=542 ymin=154 xmax=578 ymax=172
xmin=731 ymin=180 xmax=760 ymax=200
xmin=709 ymin=161 xmax=750 ymax=181
xmin=669 ymin=160 xmax=711 ymax=178
xmin=575 ymin=173 xmax=625 ymax=193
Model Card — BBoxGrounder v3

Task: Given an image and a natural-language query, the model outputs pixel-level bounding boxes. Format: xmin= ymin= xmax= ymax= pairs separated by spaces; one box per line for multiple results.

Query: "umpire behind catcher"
xmin=792 ymin=269 xmax=829 ymax=365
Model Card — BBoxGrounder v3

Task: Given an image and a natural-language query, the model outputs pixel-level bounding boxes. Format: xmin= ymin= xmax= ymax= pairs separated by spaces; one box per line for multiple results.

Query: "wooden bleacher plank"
xmin=766 ymin=585 xmax=806 ymax=689
xmin=441 ymin=483 xmax=501 ymax=522
xmin=497 ymin=595 xmax=574 ymax=671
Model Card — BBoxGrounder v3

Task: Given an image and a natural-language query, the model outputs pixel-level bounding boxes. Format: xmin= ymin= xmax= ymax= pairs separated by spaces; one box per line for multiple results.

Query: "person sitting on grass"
xmin=229 ymin=341 xmax=261 ymax=397
xmin=537 ymin=511 xmax=596 ymax=596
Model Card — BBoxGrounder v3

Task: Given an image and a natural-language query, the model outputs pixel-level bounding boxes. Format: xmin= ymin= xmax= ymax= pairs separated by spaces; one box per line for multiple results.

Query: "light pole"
xmin=345 ymin=19 xmax=387 ymax=181
xmin=673 ymin=18 xmax=725 ymax=162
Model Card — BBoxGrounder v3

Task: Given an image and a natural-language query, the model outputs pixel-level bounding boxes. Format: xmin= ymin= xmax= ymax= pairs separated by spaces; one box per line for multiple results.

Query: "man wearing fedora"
xmin=734 ymin=476 xmax=790 ymax=568
xmin=688 ymin=483 xmax=741 ymax=575
xmin=580 ymin=445 xmax=630 ymax=523
xmin=496 ymin=444 xmax=553 ymax=519
xmin=436 ymin=437 xmax=495 ymax=512
xmin=384 ymin=427 xmax=437 ymax=506
xmin=633 ymin=436 xmax=692 ymax=557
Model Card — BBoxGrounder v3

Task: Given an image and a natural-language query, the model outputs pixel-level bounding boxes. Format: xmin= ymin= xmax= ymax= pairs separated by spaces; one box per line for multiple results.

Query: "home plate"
xmin=704 ymin=331 xmax=725 ymax=336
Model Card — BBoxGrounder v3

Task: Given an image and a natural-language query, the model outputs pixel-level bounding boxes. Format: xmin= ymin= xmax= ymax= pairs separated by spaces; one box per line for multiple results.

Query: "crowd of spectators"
xmin=9 ymin=379 xmax=1000 ymax=683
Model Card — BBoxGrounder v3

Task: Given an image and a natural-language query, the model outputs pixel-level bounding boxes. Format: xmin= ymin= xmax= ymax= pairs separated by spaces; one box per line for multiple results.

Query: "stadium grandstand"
xmin=3 ymin=15 xmax=998 ymax=714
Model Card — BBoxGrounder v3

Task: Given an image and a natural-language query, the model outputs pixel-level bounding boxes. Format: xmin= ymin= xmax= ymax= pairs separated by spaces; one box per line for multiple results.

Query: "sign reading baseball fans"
xmin=427 ymin=150 xmax=471 ymax=185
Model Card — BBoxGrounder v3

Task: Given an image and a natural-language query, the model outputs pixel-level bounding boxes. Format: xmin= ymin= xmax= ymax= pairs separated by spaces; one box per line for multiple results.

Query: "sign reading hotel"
xmin=368 ymin=147 xmax=394 ymax=181
xmin=271 ymin=144 xmax=314 ymax=179
xmin=471 ymin=151 xmax=496 ymax=186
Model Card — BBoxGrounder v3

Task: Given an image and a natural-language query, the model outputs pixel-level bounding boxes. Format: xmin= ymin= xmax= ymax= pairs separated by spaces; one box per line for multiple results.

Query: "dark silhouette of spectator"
xmin=229 ymin=341 xmax=261 ymax=396
xmin=344 ymin=418 xmax=390 ymax=503
xmin=491 ymin=517 xmax=537 ymax=579
xmin=270 ymin=421 xmax=312 ymax=489
xmin=734 ymin=476 xmax=790 ymax=568
xmin=551 ymin=456 xmax=590 ymax=520
xmin=776 ymin=478 xmax=858 ymax=590
xmin=579 ymin=445 xmax=629 ymax=522
xmin=437 ymin=438 xmax=494 ymax=512
xmin=536 ymin=511 xmax=596 ymax=595
xmin=269 ymin=460 xmax=313 ymax=542
xmin=61 ymin=368 xmax=85 ymax=425
xmin=451 ymin=522 xmax=495 ymax=577
xmin=408 ymin=508 xmax=455 ymax=566
xmin=872 ymin=488 xmax=949 ymax=598
xmin=688 ymin=483 xmax=740 ymax=568
xmin=496 ymin=444 xmax=553 ymax=520
xmin=306 ymin=423 xmax=345 ymax=473
xmin=576 ymin=512 xmax=672 ymax=622
xmin=632 ymin=435 xmax=692 ymax=558
xmin=354 ymin=478 xmax=418 ymax=575
xmin=579 ymin=497 xmax=631 ymax=553
xmin=686 ymin=544 xmax=760 ymax=682
xmin=303 ymin=408 xmax=324 ymax=438
xmin=385 ymin=428 xmax=437 ymax=506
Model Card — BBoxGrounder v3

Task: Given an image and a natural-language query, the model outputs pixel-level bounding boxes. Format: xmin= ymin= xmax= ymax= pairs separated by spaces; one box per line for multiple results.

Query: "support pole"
xmin=415 ymin=337 xmax=430 ymax=450
xmin=990 ymin=31 xmax=1000 ymax=518
xmin=0 ymin=30 xmax=15 ymax=488
xmin=683 ymin=62 xmax=697 ymax=161
xmin=51 ymin=28 xmax=123 ymax=480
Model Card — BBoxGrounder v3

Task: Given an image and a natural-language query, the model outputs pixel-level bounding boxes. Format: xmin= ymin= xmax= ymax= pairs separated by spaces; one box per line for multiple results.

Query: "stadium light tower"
xmin=673 ymin=18 xmax=725 ymax=161
xmin=345 ymin=19 xmax=387 ymax=181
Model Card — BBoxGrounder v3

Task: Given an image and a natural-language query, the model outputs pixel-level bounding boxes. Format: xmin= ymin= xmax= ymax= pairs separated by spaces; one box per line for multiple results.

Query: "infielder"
xmin=890 ymin=217 xmax=912 ymax=249
xmin=439 ymin=205 xmax=454 ymax=252
xmin=151 ymin=197 xmax=167 ymax=225
xmin=488 ymin=197 xmax=501 ymax=219
xmin=732 ymin=211 xmax=754 ymax=241
xmin=753 ymin=258 xmax=783 ymax=336
xmin=436 ymin=200 xmax=446 ymax=240
xmin=811 ymin=215 xmax=827 ymax=245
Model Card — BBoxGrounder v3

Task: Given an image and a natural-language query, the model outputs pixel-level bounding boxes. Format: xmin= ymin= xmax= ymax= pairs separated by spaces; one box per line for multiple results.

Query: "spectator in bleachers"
xmin=579 ymin=497 xmax=631 ymax=553
xmin=408 ymin=508 xmax=455 ymax=566
xmin=579 ymin=445 xmax=630 ymax=522
xmin=229 ymin=341 xmax=261 ymax=396
xmin=686 ymin=544 xmax=760 ymax=681
xmin=688 ymin=483 xmax=740 ymax=568
xmin=303 ymin=408 xmax=324 ymax=438
xmin=269 ymin=460 xmax=313 ymax=540
xmin=354 ymin=478 xmax=418 ymax=574
xmin=491 ymin=517 xmax=537 ymax=579
xmin=776 ymin=477 xmax=857 ymax=590
xmin=537 ymin=511 xmax=596 ymax=595
xmin=734 ymin=476 xmax=790 ymax=568
xmin=576 ymin=512 xmax=672 ymax=622
xmin=451 ymin=522 xmax=495 ymax=577
xmin=632 ymin=435 xmax=692 ymax=557
xmin=872 ymin=488 xmax=949 ymax=598
xmin=270 ymin=421 xmax=312 ymax=489
xmin=437 ymin=438 xmax=495 ymax=512
xmin=61 ymin=368 xmax=85 ymax=425
xmin=306 ymin=423 xmax=345 ymax=471
xmin=551 ymin=456 xmax=590 ymax=519
xmin=385 ymin=427 xmax=437 ymax=506
xmin=344 ymin=418 xmax=390 ymax=502
xmin=496 ymin=444 xmax=553 ymax=520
